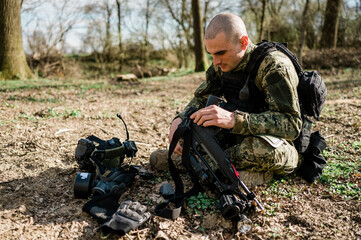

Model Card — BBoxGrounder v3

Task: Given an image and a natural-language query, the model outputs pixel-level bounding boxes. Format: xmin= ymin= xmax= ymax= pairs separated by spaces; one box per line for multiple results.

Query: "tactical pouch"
xmin=293 ymin=117 xmax=313 ymax=154
xmin=298 ymin=71 xmax=327 ymax=120
xmin=298 ymin=131 xmax=327 ymax=183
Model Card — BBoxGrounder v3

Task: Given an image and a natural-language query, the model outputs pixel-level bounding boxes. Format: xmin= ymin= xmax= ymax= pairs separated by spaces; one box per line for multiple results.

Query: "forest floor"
xmin=0 ymin=68 xmax=360 ymax=240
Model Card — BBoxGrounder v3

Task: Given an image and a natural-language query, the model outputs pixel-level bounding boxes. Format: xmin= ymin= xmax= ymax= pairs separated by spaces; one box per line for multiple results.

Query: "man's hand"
xmin=168 ymin=117 xmax=183 ymax=155
xmin=190 ymin=105 xmax=235 ymax=129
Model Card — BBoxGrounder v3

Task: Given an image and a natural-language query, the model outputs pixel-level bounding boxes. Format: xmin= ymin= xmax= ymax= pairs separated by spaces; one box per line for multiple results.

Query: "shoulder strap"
xmin=245 ymin=41 xmax=277 ymax=74
xmin=238 ymin=41 xmax=278 ymax=101
xmin=247 ymin=40 xmax=304 ymax=83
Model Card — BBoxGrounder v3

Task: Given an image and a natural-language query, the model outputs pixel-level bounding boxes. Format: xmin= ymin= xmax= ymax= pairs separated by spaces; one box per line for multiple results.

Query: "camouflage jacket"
xmin=177 ymin=42 xmax=302 ymax=141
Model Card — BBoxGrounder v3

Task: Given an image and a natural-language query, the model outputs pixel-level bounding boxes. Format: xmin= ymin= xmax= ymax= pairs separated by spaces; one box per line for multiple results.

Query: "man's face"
xmin=205 ymin=32 xmax=244 ymax=72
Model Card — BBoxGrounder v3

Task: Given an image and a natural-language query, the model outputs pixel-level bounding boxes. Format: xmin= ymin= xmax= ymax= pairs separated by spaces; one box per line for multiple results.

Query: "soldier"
xmin=150 ymin=12 xmax=302 ymax=186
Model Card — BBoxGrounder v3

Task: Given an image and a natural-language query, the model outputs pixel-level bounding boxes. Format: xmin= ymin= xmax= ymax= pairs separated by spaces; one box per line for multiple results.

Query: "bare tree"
xmin=0 ymin=0 xmax=33 ymax=80
xmin=104 ymin=0 xmax=113 ymax=58
xmin=259 ymin=0 xmax=267 ymax=42
xmin=202 ymin=0 xmax=236 ymax=28
xmin=161 ymin=0 xmax=193 ymax=49
xmin=245 ymin=0 xmax=267 ymax=41
xmin=298 ymin=0 xmax=310 ymax=63
xmin=82 ymin=1 xmax=118 ymax=63
xmin=23 ymin=0 xmax=80 ymax=77
xmin=116 ymin=0 xmax=124 ymax=53
xmin=116 ymin=0 xmax=127 ymax=70
xmin=159 ymin=0 xmax=193 ymax=68
xmin=320 ymin=0 xmax=343 ymax=48
xmin=142 ymin=0 xmax=151 ymax=65
xmin=192 ymin=0 xmax=207 ymax=71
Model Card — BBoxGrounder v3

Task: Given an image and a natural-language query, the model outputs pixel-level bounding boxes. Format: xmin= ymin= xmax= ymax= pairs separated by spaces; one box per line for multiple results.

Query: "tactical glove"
xmin=82 ymin=183 xmax=126 ymax=223
xmin=99 ymin=200 xmax=151 ymax=237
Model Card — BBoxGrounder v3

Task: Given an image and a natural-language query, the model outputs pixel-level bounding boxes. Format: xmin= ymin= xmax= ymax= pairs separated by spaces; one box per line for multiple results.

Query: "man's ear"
xmin=240 ymin=36 xmax=248 ymax=50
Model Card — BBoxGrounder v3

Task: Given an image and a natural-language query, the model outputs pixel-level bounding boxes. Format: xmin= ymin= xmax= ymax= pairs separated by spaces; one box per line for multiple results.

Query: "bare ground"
xmin=0 ymin=69 xmax=360 ymax=240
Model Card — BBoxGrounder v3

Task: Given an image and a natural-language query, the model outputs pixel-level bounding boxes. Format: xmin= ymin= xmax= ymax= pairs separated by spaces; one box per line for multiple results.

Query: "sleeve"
xmin=231 ymin=51 xmax=303 ymax=141
xmin=176 ymin=64 xmax=222 ymax=120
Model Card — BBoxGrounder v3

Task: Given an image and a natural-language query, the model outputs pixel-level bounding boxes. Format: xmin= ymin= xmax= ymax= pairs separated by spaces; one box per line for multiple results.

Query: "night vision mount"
xmin=73 ymin=113 xmax=139 ymax=199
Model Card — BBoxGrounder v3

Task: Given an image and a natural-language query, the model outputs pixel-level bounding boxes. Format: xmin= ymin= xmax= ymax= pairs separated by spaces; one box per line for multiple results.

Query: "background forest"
xmin=1 ymin=0 xmax=361 ymax=80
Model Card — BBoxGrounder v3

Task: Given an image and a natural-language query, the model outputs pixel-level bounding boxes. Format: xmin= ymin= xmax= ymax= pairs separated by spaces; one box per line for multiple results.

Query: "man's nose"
xmin=213 ymin=56 xmax=221 ymax=65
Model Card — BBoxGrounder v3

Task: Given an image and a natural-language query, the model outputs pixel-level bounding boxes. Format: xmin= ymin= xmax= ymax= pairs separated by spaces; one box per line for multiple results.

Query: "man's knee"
xmin=227 ymin=136 xmax=299 ymax=175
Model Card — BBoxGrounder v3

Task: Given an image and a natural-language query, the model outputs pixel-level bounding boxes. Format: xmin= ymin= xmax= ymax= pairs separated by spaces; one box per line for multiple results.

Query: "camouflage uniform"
xmin=177 ymin=42 xmax=302 ymax=178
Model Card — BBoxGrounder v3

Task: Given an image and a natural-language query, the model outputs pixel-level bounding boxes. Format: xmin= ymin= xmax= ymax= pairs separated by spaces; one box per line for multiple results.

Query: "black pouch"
xmin=298 ymin=71 xmax=327 ymax=120
xmin=298 ymin=131 xmax=327 ymax=183
xmin=293 ymin=117 xmax=313 ymax=154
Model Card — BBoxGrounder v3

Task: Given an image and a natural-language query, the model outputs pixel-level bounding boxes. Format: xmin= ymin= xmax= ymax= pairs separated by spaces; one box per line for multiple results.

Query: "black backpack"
xmin=248 ymin=40 xmax=327 ymax=182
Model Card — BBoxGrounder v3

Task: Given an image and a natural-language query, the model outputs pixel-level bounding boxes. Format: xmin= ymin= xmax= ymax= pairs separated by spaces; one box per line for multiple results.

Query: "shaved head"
xmin=205 ymin=12 xmax=248 ymax=44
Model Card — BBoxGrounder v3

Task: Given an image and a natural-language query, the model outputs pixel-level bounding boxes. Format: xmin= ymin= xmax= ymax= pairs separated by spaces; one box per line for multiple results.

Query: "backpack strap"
xmin=237 ymin=41 xmax=278 ymax=102
xmin=247 ymin=40 xmax=304 ymax=81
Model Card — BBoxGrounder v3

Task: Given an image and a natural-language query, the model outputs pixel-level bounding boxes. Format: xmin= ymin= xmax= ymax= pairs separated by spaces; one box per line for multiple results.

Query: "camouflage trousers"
xmin=224 ymin=135 xmax=299 ymax=177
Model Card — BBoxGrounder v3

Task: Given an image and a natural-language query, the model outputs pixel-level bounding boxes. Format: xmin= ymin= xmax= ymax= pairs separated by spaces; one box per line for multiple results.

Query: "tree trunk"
xmin=319 ymin=0 xmax=342 ymax=49
xmin=259 ymin=0 xmax=267 ymax=42
xmin=104 ymin=2 xmax=112 ymax=59
xmin=142 ymin=0 xmax=151 ymax=66
xmin=298 ymin=0 xmax=310 ymax=64
xmin=0 ymin=0 xmax=33 ymax=80
xmin=116 ymin=0 xmax=123 ymax=71
xmin=191 ymin=0 xmax=207 ymax=72
xmin=116 ymin=0 xmax=122 ymax=53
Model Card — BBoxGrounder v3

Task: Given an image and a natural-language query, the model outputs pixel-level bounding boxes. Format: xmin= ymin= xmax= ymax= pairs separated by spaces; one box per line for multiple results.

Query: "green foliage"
xmin=319 ymin=155 xmax=361 ymax=200
xmin=147 ymin=177 xmax=162 ymax=185
xmin=262 ymin=177 xmax=300 ymax=200
xmin=186 ymin=192 xmax=218 ymax=216
xmin=352 ymin=141 xmax=361 ymax=150
xmin=0 ymin=78 xmax=78 ymax=92
xmin=17 ymin=108 xmax=82 ymax=120
xmin=7 ymin=95 xmax=58 ymax=103
xmin=145 ymin=196 xmax=154 ymax=207
xmin=64 ymin=109 xmax=81 ymax=118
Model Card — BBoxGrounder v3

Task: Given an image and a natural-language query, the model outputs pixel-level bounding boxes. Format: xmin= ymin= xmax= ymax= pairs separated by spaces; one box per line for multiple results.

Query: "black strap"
xmin=254 ymin=40 xmax=303 ymax=75
xmin=88 ymin=135 xmax=107 ymax=146
xmin=154 ymin=120 xmax=188 ymax=219
xmin=154 ymin=118 xmax=202 ymax=220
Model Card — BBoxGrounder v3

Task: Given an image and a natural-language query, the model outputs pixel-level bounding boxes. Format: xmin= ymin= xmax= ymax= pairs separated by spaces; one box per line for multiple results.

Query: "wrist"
xmin=231 ymin=110 xmax=250 ymax=135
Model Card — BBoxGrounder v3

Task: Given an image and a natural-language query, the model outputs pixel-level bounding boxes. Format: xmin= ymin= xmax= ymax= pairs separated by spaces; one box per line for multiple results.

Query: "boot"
xmin=149 ymin=149 xmax=183 ymax=171
xmin=238 ymin=170 xmax=273 ymax=188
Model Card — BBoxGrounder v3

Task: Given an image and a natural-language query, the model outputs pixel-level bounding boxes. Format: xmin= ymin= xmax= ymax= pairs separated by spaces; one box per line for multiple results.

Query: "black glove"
xmin=99 ymin=200 xmax=151 ymax=237
xmin=82 ymin=183 xmax=126 ymax=223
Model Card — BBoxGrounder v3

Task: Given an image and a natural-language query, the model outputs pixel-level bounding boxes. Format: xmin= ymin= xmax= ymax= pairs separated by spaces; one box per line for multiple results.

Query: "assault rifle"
xmin=163 ymin=96 xmax=264 ymax=232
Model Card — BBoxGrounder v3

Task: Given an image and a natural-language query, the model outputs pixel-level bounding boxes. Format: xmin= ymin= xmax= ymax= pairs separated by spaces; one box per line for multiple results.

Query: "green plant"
xmin=186 ymin=192 xmax=218 ymax=216
xmin=352 ymin=141 xmax=361 ymax=150
xmin=320 ymin=158 xmax=361 ymax=200
xmin=145 ymin=196 xmax=153 ymax=207
xmin=64 ymin=109 xmax=81 ymax=118
xmin=265 ymin=202 xmax=280 ymax=216
xmin=262 ymin=177 xmax=300 ymax=200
